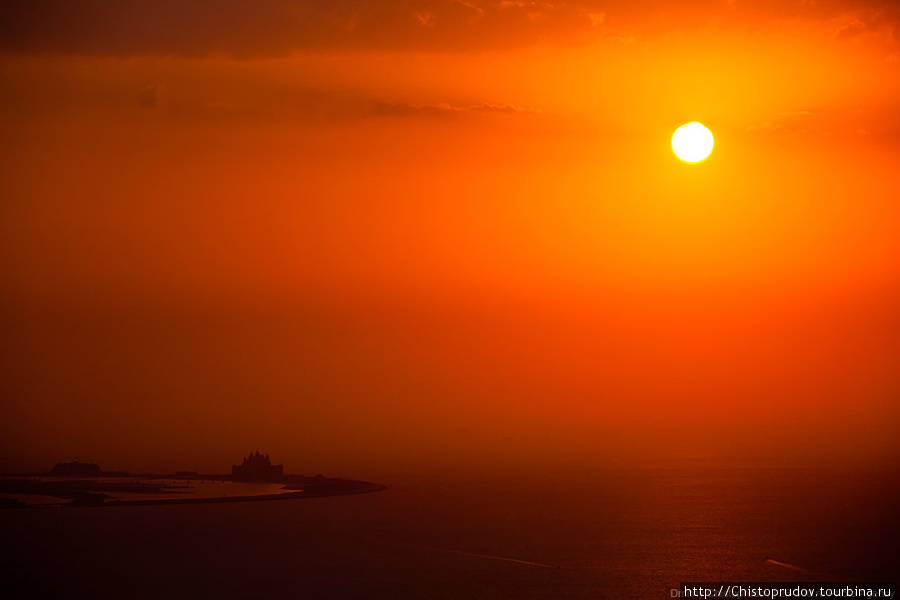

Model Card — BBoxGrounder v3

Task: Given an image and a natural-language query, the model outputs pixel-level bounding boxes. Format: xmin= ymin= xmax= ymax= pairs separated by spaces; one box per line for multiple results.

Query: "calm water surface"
xmin=3 ymin=465 xmax=898 ymax=600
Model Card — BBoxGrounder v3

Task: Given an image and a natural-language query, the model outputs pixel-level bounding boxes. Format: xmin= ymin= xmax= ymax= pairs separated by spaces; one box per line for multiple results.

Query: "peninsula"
xmin=0 ymin=453 xmax=385 ymax=509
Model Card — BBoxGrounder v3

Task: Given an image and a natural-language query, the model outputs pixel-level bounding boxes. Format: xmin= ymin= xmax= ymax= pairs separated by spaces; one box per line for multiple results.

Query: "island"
xmin=0 ymin=452 xmax=385 ymax=509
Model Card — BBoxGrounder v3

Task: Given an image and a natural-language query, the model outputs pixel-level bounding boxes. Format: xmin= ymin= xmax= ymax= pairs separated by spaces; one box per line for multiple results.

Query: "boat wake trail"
xmin=765 ymin=558 xmax=812 ymax=573
xmin=355 ymin=534 xmax=559 ymax=569
xmin=436 ymin=547 xmax=557 ymax=568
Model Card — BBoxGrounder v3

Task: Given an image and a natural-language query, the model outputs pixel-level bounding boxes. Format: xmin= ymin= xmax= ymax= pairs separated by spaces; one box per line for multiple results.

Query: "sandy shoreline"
xmin=96 ymin=481 xmax=387 ymax=508
xmin=0 ymin=477 xmax=386 ymax=509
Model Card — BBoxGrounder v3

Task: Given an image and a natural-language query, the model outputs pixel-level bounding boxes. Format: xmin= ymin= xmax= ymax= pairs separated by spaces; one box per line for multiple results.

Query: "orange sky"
xmin=1 ymin=1 xmax=898 ymax=476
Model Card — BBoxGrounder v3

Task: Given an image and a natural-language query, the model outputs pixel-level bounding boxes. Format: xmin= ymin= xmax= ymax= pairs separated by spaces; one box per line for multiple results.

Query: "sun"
xmin=672 ymin=122 xmax=714 ymax=163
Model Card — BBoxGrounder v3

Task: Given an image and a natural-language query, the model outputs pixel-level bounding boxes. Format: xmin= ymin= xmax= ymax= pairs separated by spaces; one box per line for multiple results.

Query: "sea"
xmin=3 ymin=463 xmax=898 ymax=600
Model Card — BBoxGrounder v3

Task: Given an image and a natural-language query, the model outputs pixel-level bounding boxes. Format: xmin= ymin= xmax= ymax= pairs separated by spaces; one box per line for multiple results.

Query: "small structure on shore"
xmin=231 ymin=451 xmax=284 ymax=482
xmin=50 ymin=460 xmax=101 ymax=477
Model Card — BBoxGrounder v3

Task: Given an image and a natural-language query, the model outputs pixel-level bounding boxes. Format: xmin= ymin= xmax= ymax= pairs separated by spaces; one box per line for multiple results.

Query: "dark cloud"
xmin=831 ymin=4 xmax=900 ymax=41
xmin=0 ymin=1 xmax=897 ymax=57
xmin=163 ymin=96 xmax=537 ymax=123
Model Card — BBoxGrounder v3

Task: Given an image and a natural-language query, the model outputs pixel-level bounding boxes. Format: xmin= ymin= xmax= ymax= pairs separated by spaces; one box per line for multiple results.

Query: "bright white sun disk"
xmin=672 ymin=122 xmax=714 ymax=163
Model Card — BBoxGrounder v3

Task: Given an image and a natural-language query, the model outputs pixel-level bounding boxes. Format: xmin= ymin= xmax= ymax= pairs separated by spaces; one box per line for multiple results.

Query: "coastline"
xmin=95 ymin=480 xmax=387 ymax=508
xmin=0 ymin=477 xmax=386 ymax=509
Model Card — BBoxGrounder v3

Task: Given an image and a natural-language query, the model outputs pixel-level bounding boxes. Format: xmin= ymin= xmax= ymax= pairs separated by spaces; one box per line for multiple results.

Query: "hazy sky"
xmin=1 ymin=1 xmax=898 ymax=476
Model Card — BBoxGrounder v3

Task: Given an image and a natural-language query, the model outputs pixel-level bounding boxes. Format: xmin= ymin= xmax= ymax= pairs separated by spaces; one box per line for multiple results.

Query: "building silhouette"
xmin=231 ymin=451 xmax=284 ymax=482
xmin=50 ymin=460 xmax=101 ymax=477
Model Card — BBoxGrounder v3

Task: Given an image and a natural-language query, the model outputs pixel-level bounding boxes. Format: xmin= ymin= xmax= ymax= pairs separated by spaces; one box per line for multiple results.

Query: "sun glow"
xmin=672 ymin=122 xmax=714 ymax=163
